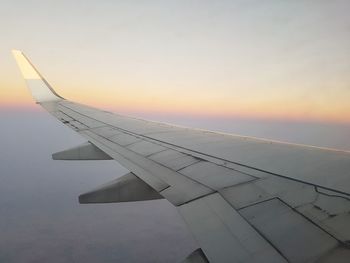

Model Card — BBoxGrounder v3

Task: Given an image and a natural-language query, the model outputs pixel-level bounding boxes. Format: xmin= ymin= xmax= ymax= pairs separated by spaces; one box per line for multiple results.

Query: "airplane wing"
xmin=12 ymin=50 xmax=350 ymax=263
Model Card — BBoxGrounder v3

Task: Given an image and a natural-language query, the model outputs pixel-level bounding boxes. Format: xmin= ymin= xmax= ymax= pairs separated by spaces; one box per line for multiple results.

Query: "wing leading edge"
xmin=12 ymin=50 xmax=350 ymax=263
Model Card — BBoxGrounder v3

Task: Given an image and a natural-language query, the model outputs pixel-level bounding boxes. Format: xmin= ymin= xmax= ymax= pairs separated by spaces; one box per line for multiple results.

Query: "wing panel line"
xmin=59 ymin=102 xmax=350 ymax=197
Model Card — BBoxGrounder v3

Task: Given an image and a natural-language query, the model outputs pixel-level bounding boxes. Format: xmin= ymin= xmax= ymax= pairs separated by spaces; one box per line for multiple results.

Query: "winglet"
xmin=12 ymin=50 xmax=64 ymax=102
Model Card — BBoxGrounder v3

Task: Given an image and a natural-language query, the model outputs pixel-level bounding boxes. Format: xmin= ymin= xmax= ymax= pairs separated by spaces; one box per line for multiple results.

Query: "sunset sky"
xmin=1 ymin=2 xmax=350 ymax=262
xmin=1 ymin=0 xmax=350 ymax=123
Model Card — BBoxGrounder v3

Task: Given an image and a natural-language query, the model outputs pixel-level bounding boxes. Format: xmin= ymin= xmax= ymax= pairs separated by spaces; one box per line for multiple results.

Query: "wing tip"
xmin=12 ymin=49 xmax=64 ymax=102
xmin=12 ymin=49 xmax=41 ymax=80
xmin=11 ymin=49 xmax=22 ymax=54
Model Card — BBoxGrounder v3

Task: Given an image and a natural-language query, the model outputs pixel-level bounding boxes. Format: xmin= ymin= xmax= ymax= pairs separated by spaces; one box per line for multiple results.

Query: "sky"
xmin=1 ymin=1 xmax=350 ymax=262
xmin=1 ymin=0 xmax=350 ymax=123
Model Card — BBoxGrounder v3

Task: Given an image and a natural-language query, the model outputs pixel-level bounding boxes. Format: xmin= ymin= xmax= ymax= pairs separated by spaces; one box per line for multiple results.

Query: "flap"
xmin=52 ymin=142 xmax=112 ymax=160
xmin=79 ymin=172 xmax=163 ymax=204
xmin=182 ymin=248 xmax=209 ymax=263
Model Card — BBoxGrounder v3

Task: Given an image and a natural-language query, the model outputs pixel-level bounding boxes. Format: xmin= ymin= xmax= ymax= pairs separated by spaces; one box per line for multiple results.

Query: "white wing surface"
xmin=13 ymin=50 xmax=350 ymax=263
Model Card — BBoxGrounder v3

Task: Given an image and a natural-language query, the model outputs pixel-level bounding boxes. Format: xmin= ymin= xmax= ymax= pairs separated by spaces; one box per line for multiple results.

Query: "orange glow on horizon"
xmin=1 ymin=96 xmax=349 ymax=124
xmin=1 ymin=81 xmax=349 ymax=124
xmin=64 ymin=90 xmax=350 ymax=124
